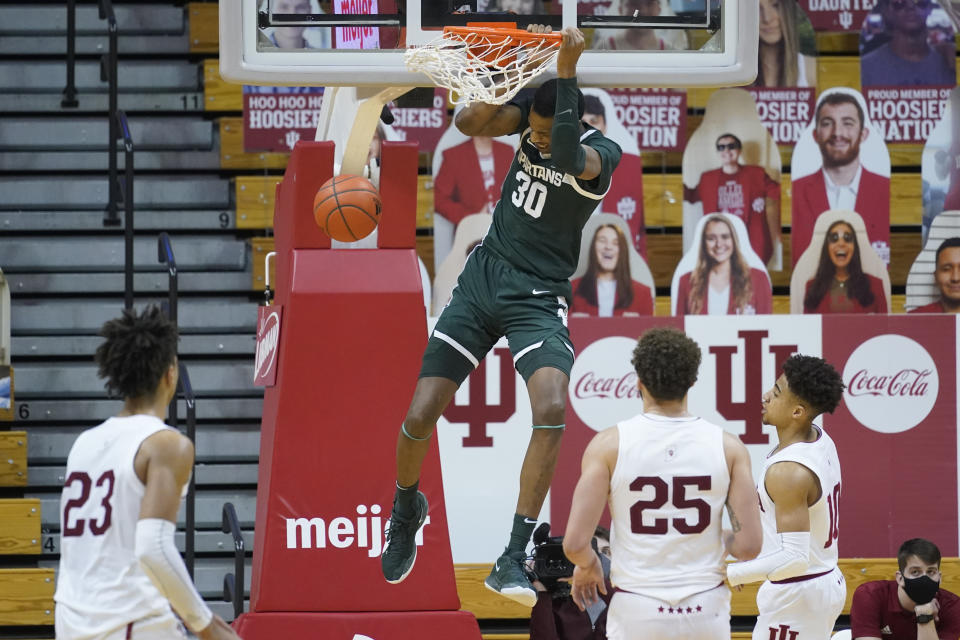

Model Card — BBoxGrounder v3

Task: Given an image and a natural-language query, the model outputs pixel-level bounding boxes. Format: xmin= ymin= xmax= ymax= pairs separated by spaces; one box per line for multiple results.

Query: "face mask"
xmin=902 ymin=574 xmax=940 ymax=604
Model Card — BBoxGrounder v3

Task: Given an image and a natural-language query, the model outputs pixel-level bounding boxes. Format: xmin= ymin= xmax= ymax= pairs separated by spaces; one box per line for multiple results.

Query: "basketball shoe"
xmin=484 ymin=549 xmax=536 ymax=606
xmin=381 ymin=491 xmax=429 ymax=584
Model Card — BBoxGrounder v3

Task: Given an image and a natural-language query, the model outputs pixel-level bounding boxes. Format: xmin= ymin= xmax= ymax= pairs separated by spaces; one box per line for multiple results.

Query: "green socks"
xmin=506 ymin=512 xmax=537 ymax=555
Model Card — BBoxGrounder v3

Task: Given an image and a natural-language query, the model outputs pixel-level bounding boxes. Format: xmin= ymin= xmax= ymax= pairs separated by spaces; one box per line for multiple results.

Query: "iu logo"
xmin=709 ymin=330 xmax=797 ymax=445
xmin=768 ymin=624 xmax=798 ymax=640
xmin=443 ymin=346 xmax=516 ymax=447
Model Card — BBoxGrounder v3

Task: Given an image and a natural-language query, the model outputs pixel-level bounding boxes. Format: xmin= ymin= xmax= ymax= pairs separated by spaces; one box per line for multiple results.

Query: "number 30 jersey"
xmin=758 ymin=426 xmax=842 ymax=577
xmin=55 ymin=415 xmax=179 ymax=637
xmin=482 ymin=112 xmax=622 ymax=281
xmin=608 ymin=412 xmax=730 ymax=604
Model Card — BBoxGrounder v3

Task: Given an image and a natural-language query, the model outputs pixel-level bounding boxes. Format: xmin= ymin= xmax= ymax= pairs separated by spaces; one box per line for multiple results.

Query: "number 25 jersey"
xmin=55 ymin=415 xmax=179 ymax=637
xmin=608 ymin=413 xmax=730 ymax=604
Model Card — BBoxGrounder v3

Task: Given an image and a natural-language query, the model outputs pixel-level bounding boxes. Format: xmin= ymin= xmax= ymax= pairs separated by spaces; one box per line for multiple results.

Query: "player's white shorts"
xmin=607 ymin=583 xmax=731 ymax=640
xmin=753 ymin=566 xmax=846 ymax=640
xmin=56 ymin=612 xmax=187 ymax=640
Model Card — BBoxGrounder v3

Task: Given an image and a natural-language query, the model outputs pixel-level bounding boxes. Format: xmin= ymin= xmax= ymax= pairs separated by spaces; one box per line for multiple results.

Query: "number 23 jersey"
xmin=482 ymin=117 xmax=622 ymax=282
xmin=758 ymin=425 xmax=842 ymax=576
xmin=55 ymin=415 xmax=181 ymax=637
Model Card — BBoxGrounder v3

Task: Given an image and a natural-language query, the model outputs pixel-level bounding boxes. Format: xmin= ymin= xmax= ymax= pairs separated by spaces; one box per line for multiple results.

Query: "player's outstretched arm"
xmin=549 ymin=27 xmax=612 ymax=181
xmin=564 ymin=428 xmax=616 ymax=611
xmin=721 ymin=432 xmax=762 ymax=561
xmin=726 ymin=461 xmax=816 ymax=586
xmin=135 ymin=430 xmax=243 ymax=640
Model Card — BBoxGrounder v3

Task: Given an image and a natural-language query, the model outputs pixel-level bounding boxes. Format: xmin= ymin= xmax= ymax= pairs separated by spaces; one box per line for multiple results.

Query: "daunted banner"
xmin=797 ymin=0 xmax=878 ymax=31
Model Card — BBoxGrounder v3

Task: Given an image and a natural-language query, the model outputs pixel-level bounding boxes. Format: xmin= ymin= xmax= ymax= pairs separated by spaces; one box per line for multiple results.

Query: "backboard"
xmin=220 ymin=0 xmax=758 ymax=88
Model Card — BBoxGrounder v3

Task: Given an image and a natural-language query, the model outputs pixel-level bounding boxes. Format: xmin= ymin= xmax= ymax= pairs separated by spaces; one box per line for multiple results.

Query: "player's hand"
xmin=570 ymin=554 xmax=607 ymax=611
xmin=556 ymin=27 xmax=585 ymax=78
xmin=197 ymin=615 xmax=243 ymax=640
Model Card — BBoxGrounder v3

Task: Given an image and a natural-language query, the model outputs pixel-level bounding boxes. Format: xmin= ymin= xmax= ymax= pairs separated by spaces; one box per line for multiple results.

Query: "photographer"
xmin=530 ymin=524 xmax=611 ymax=640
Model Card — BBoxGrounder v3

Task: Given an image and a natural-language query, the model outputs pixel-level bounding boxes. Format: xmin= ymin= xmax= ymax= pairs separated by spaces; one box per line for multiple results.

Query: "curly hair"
xmin=575 ymin=224 xmax=635 ymax=311
xmin=630 ymin=327 xmax=701 ymax=401
xmin=782 ymin=354 xmax=845 ymax=416
xmin=94 ymin=305 xmax=178 ymax=400
xmin=803 ymin=221 xmax=875 ymax=312
xmin=687 ymin=215 xmax=754 ymax=314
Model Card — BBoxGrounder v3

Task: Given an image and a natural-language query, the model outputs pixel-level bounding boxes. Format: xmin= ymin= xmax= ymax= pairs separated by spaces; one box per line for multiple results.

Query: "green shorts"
xmin=420 ymin=245 xmax=575 ymax=385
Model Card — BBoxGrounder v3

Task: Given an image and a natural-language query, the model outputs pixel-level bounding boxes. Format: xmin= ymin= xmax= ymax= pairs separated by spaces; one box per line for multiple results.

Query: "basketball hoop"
xmin=404 ymin=26 xmax=562 ymax=105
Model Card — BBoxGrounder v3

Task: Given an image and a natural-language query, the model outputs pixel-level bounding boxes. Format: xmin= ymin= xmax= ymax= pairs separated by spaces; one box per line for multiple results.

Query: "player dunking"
xmin=727 ymin=354 xmax=847 ymax=640
xmin=381 ymin=26 xmax=622 ymax=605
xmin=563 ymin=327 xmax=762 ymax=639
xmin=55 ymin=306 xmax=240 ymax=640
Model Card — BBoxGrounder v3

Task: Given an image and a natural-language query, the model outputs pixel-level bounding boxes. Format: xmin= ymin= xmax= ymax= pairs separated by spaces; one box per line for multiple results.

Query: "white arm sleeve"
xmin=726 ymin=531 xmax=811 ymax=586
xmin=135 ymin=518 xmax=214 ymax=633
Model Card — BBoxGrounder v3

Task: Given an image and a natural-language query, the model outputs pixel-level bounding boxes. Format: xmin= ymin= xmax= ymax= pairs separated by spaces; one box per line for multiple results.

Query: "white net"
xmin=404 ymin=28 xmax=560 ymax=105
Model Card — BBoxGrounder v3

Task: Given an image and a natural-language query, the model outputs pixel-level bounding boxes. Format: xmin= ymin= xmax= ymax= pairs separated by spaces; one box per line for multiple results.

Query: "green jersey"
xmin=482 ymin=101 xmax=622 ymax=281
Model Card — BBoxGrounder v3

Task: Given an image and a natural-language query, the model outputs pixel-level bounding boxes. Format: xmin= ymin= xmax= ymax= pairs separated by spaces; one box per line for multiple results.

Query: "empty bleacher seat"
xmin=0 ymin=117 xmax=220 ymax=171
xmin=0 ymin=4 xmax=190 ymax=55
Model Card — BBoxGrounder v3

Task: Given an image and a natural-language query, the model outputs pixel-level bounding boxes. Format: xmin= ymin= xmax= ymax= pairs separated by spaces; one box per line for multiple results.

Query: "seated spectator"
xmin=851 ymin=538 xmax=960 ymax=640
xmin=571 ymin=223 xmax=653 ymax=317
xmin=803 ymin=220 xmax=888 ymax=314
xmin=909 ymin=237 xmax=960 ymax=313
xmin=530 ymin=527 xmax=611 ymax=640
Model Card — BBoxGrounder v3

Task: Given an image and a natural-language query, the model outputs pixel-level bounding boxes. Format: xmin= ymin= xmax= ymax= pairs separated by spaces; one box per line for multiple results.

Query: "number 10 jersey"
xmin=55 ymin=415 xmax=179 ymax=638
xmin=757 ymin=425 xmax=842 ymax=577
xmin=608 ymin=412 xmax=730 ymax=604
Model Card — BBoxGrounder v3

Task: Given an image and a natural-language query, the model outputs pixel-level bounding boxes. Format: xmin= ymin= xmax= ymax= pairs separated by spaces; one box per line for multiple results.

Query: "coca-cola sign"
xmin=841 ymin=334 xmax=939 ymax=433
xmin=569 ymin=336 xmax=643 ymax=431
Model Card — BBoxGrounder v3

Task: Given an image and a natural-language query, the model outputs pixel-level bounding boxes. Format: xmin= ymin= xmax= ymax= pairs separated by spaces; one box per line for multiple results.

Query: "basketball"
xmin=313 ymin=174 xmax=382 ymax=242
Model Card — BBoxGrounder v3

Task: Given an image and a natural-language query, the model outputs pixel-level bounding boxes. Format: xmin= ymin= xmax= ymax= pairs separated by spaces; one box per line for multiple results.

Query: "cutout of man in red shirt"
xmin=791 ymin=90 xmax=890 ymax=267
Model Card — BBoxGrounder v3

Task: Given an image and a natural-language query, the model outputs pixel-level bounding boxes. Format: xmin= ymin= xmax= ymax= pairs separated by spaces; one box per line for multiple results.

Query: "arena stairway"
xmin=0 ymin=2 xmax=260 ymax=634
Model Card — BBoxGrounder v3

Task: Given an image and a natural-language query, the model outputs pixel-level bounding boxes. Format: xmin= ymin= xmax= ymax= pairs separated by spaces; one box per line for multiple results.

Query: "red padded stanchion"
xmin=240 ymin=141 xmax=480 ymax=637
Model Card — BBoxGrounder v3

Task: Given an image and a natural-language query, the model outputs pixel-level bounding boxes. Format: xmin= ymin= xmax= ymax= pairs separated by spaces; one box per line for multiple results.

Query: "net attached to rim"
xmin=405 ymin=27 xmax=562 ymax=105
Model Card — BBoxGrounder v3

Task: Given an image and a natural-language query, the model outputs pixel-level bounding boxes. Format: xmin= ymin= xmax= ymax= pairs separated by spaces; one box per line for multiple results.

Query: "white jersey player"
xmin=54 ymin=306 xmax=241 ymax=640
xmin=727 ymin=354 xmax=847 ymax=640
xmin=564 ymin=327 xmax=762 ymax=640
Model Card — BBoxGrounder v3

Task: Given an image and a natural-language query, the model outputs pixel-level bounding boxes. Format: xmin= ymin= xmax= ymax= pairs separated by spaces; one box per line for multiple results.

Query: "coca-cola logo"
xmin=569 ymin=336 xmax=643 ymax=432
xmin=842 ymin=334 xmax=939 ymax=433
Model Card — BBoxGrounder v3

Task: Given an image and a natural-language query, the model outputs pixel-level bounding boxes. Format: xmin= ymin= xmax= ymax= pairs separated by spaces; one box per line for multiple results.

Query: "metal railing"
xmin=63 ymin=0 xmax=135 ymax=308
xmin=221 ymin=503 xmax=245 ymax=619
xmin=157 ymin=233 xmax=196 ymax=577
xmin=62 ymin=0 xmax=79 ymax=108
xmin=178 ymin=362 xmax=197 ymax=578
xmin=118 ymin=110 xmax=135 ymax=309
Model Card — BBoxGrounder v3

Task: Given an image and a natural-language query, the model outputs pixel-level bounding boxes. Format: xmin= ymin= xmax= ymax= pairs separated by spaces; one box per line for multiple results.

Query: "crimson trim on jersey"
xmin=770 ymin=567 xmax=833 ymax=584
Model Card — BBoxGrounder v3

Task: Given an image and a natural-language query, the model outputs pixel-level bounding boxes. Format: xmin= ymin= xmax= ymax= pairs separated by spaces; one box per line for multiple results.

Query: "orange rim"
xmin=443 ymin=26 xmax=563 ymax=46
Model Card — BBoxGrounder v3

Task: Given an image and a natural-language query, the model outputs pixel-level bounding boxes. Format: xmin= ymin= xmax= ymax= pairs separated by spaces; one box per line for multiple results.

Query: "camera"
xmin=531 ymin=522 xmax=599 ymax=598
